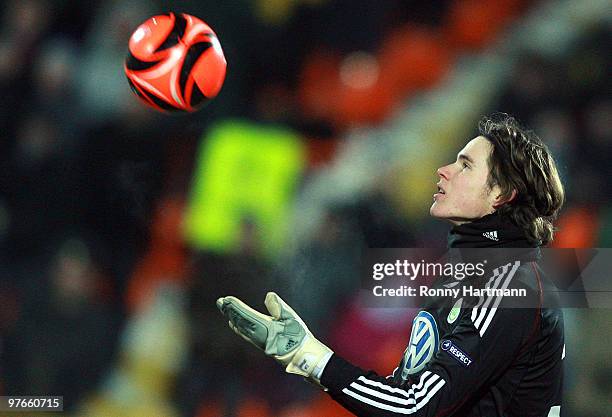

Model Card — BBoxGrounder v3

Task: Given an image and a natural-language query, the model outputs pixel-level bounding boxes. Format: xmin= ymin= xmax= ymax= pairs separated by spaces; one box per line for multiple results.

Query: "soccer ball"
xmin=124 ymin=12 xmax=227 ymax=113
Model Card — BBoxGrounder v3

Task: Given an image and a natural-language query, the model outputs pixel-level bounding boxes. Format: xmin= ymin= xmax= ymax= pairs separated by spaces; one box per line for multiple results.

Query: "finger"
xmin=217 ymin=296 xmax=272 ymax=350
xmin=264 ymin=292 xmax=281 ymax=319
xmin=216 ymin=297 xmax=225 ymax=311
xmin=265 ymin=292 xmax=302 ymax=322
xmin=217 ymin=296 xmax=263 ymax=319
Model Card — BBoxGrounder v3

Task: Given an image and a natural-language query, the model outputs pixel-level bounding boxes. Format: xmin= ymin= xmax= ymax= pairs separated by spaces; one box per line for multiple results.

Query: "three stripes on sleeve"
xmin=342 ymin=371 xmax=446 ymax=414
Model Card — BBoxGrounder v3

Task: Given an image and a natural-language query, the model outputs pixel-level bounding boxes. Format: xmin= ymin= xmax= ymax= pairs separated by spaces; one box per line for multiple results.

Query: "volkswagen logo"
xmin=401 ymin=311 xmax=439 ymax=379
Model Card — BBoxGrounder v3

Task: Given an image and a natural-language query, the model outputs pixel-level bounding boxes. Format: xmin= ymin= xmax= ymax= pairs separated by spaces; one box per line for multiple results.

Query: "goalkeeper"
xmin=217 ymin=114 xmax=565 ymax=416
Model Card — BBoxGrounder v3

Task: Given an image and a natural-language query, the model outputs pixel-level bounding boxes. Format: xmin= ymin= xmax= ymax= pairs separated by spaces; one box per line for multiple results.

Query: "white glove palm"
xmin=217 ymin=292 xmax=332 ymax=381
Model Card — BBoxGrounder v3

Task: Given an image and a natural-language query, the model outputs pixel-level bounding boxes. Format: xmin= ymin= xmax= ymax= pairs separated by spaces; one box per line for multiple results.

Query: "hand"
xmin=216 ymin=292 xmax=333 ymax=382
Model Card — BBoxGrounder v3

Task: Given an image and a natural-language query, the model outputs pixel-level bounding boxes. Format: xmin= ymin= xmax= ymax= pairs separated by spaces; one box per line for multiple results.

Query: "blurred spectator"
xmin=176 ymin=219 xmax=276 ymax=416
xmin=76 ymin=1 xmax=153 ymax=125
xmin=1 ymin=238 xmax=117 ymax=410
xmin=564 ymin=310 xmax=612 ymax=417
xmin=2 ymin=112 xmax=79 ymax=257
xmin=280 ymin=207 xmax=364 ymax=334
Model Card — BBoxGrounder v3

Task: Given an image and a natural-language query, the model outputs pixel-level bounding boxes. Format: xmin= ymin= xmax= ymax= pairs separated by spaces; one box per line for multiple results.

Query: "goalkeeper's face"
xmin=430 ymin=136 xmax=502 ymax=225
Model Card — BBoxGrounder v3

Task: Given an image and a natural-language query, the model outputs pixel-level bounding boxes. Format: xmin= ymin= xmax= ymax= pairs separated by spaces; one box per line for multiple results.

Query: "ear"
xmin=493 ymin=189 xmax=517 ymax=208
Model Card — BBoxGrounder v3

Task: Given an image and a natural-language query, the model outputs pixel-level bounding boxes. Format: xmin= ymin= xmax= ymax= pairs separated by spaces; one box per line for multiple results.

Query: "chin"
xmin=429 ymin=203 xmax=445 ymax=219
xmin=430 ymin=205 xmax=462 ymax=225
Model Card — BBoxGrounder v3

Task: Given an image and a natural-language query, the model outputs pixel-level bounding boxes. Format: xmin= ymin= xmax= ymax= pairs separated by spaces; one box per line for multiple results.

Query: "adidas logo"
xmin=483 ymin=231 xmax=499 ymax=241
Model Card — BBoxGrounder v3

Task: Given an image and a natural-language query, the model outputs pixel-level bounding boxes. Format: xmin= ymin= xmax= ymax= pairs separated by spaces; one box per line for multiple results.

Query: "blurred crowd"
xmin=0 ymin=0 xmax=609 ymax=416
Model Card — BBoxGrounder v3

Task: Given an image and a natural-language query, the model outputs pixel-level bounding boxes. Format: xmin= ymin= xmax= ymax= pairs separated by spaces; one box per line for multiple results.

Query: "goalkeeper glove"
xmin=216 ymin=292 xmax=333 ymax=384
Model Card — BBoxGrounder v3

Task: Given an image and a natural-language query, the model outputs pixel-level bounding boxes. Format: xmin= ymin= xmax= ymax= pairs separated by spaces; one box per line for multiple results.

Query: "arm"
xmin=320 ymin=304 xmax=538 ymax=416
xmin=217 ymin=283 xmax=538 ymax=416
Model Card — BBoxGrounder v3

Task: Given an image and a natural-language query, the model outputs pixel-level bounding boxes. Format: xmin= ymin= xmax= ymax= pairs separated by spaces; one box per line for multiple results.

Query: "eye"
xmin=462 ymin=162 xmax=470 ymax=169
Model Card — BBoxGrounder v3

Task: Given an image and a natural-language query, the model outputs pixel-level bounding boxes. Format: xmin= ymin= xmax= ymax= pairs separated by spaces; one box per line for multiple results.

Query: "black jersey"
xmin=320 ymin=215 xmax=564 ymax=416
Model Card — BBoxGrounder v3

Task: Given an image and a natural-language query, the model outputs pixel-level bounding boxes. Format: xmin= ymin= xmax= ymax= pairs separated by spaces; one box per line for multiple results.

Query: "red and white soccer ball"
xmin=124 ymin=12 xmax=227 ymax=113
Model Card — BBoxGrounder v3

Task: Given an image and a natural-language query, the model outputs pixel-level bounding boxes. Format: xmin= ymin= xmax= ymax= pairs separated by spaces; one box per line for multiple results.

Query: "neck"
xmin=448 ymin=212 xmax=537 ymax=248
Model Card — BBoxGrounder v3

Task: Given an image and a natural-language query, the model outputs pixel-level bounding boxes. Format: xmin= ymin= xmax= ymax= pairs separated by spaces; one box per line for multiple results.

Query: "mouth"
xmin=433 ymin=183 xmax=446 ymax=199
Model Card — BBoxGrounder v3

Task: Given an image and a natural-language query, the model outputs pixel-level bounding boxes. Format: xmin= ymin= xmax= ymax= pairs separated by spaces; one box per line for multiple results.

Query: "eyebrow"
xmin=457 ymin=153 xmax=475 ymax=165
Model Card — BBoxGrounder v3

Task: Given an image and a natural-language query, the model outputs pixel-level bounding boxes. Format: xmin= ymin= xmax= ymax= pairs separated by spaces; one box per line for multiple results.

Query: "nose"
xmin=437 ymin=164 xmax=450 ymax=181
